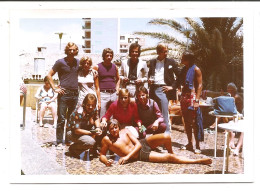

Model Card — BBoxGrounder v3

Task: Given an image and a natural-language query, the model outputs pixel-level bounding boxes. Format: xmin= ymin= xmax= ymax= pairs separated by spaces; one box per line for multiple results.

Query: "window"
xmin=85 ymin=41 xmax=91 ymax=48
xmin=85 ymin=31 xmax=91 ymax=38
xmin=34 ymin=58 xmax=45 ymax=75
xmin=120 ymin=36 xmax=125 ymax=40
xmin=128 ymin=38 xmax=134 ymax=43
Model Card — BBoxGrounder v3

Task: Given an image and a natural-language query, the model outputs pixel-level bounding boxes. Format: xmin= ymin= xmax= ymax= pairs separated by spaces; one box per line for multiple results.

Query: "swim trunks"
xmin=138 ymin=139 xmax=152 ymax=162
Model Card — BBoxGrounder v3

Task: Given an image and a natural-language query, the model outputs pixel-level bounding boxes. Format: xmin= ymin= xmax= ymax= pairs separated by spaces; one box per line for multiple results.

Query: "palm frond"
xmin=148 ymin=18 xmax=184 ymax=33
xmin=133 ymin=31 xmax=186 ymax=47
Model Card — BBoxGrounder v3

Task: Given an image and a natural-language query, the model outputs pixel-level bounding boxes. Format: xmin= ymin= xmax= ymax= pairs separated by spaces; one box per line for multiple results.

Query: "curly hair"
xmin=79 ymin=55 xmax=93 ymax=72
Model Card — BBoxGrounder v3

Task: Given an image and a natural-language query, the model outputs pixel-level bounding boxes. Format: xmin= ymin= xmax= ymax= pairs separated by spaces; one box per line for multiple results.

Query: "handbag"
xmin=213 ymin=96 xmax=237 ymax=115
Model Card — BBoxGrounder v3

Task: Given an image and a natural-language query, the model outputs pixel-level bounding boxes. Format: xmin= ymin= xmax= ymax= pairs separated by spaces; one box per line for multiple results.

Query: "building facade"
xmin=82 ymin=18 xmax=119 ymax=54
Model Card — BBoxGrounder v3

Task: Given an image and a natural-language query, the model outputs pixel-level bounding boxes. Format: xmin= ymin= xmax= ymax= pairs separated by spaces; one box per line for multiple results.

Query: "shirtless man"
xmin=99 ymin=119 xmax=212 ymax=166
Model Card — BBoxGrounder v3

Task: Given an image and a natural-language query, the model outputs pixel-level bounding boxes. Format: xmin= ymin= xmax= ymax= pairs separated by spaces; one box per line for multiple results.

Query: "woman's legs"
xmin=48 ymin=102 xmax=57 ymax=127
xmin=69 ymin=135 xmax=96 ymax=156
xmin=228 ymin=131 xmax=236 ymax=149
xmin=233 ymin=132 xmax=244 ymax=156
xmin=39 ymin=102 xmax=47 ymax=126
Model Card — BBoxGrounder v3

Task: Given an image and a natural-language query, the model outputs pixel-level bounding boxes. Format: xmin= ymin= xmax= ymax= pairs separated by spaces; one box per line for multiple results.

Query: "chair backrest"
xmin=213 ymin=96 xmax=238 ymax=115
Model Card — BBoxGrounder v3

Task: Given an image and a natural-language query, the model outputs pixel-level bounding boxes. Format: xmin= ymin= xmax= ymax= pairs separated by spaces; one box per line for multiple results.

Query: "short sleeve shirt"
xmin=52 ymin=58 xmax=79 ymax=90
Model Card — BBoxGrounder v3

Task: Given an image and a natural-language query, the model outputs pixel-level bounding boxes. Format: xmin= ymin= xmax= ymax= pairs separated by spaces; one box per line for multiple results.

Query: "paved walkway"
xmin=20 ymin=108 xmax=244 ymax=175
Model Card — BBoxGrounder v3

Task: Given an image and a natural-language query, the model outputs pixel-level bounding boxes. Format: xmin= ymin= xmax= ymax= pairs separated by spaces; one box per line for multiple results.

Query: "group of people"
xmin=34 ymin=40 xmax=236 ymax=166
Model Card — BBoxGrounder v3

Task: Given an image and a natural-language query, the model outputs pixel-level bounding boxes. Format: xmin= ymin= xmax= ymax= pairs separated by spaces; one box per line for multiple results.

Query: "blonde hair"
xmin=64 ymin=42 xmax=79 ymax=56
xmin=118 ymin=88 xmax=130 ymax=99
xmin=79 ymin=55 xmax=93 ymax=71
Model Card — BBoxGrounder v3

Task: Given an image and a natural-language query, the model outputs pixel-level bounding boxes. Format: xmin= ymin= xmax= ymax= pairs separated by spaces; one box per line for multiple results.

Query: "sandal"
xmin=233 ymin=149 xmax=239 ymax=156
xmin=194 ymin=149 xmax=201 ymax=154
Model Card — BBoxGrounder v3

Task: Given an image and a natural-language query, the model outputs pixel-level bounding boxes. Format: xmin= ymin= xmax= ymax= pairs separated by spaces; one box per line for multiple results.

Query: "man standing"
xmin=47 ymin=42 xmax=79 ymax=149
xmin=148 ymin=43 xmax=180 ymax=133
xmin=120 ymin=43 xmax=148 ymax=97
xmin=179 ymin=51 xmax=203 ymax=154
xmin=93 ymin=48 xmax=120 ymax=118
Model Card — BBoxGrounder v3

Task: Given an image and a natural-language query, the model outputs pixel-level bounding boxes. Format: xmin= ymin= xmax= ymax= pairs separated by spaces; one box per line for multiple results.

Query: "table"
xmin=208 ymin=112 xmax=238 ymax=158
xmin=218 ymin=120 xmax=244 ymax=174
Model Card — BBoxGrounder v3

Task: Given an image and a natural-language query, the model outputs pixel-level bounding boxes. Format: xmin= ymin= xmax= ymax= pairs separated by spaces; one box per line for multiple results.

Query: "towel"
xmin=185 ymin=64 xmax=196 ymax=90
xmin=187 ymin=106 xmax=204 ymax=141
xmin=196 ymin=107 xmax=204 ymax=141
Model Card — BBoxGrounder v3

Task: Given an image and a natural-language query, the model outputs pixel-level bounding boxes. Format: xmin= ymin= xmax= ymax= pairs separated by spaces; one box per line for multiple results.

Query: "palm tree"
xmin=134 ymin=17 xmax=243 ymax=91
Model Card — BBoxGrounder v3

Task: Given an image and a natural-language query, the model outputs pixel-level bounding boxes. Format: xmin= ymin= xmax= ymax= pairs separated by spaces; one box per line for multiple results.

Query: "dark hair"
xmin=82 ymin=93 xmax=97 ymax=108
xmin=135 ymin=86 xmax=148 ymax=98
xmin=227 ymin=82 xmax=237 ymax=92
xmin=156 ymin=43 xmax=168 ymax=54
xmin=64 ymin=42 xmax=79 ymax=56
xmin=107 ymin=119 xmax=120 ymax=130
xmin=181 ymin=51 xmax=195 ymax=65
xmin=43 ymin=76 xmax=49 ymax=82
xmin=102 ymin=48 xmax=114 ymax=60
xmin=129 ymin=43 xmax=141 ymax=57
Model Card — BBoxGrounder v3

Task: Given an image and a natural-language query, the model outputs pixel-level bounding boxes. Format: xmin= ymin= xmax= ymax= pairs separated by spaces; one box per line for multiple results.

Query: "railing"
xmin=21 ymin=93 xmax=26 ymax=130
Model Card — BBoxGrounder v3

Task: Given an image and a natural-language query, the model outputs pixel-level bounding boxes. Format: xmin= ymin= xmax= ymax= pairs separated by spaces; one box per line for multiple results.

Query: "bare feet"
xmin=199 ymin=158 xmax=212 ymax=165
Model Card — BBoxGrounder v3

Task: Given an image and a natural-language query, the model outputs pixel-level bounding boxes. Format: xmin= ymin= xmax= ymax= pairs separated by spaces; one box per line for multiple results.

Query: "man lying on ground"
xmin=99 ymin=119 xmax=212 ymax=166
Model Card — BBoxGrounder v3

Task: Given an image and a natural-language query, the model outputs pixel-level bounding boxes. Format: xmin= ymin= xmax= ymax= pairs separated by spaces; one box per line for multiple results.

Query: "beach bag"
xmin=213 ymin=96 xmax=237 ymax=115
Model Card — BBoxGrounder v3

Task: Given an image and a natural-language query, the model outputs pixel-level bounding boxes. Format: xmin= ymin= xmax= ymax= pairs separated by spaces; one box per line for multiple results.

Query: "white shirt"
xmin=154 ymin=59 xmax=166 ymax=85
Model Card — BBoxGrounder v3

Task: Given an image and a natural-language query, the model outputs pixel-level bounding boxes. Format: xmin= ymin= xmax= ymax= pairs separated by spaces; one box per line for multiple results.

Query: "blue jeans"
xmin=57 ymin=93 xmax=78 ymax=144
xmin=154 ymin=87 xmax=170 ymax=133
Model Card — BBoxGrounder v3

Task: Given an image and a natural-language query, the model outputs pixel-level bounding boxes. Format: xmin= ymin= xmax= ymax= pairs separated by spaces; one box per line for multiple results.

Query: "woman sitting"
xmin=66 ymin=93 xmax=103 ymax=158
xmin=135 ymin=86 xmax=166 ymax=135
xmin=76 ymin=55 xmax=101 ymax=112
xmin=35 ymin=76 xmax=58 ymax=128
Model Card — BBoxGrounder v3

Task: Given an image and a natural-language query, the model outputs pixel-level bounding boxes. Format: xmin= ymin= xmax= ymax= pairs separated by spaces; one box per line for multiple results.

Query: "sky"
xmin=19 ymin=17 xmax=184 ymax=53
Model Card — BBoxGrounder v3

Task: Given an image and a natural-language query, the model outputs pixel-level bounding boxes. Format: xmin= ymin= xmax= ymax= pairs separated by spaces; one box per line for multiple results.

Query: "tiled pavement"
xmin=21 ymin=108 xmax=244 ymax=175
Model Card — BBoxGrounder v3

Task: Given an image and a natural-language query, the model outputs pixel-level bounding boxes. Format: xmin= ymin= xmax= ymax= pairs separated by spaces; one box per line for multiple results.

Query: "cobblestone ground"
xmin=27 ymin=110 xmax=244 ymax=175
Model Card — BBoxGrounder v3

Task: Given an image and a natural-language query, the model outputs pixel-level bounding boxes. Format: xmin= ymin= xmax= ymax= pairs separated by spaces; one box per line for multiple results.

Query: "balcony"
xmin=82 ymin=26 xmax=91 ymax=30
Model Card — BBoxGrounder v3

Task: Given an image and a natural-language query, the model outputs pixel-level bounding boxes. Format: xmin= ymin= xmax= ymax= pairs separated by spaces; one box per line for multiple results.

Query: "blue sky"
xmin=19 ymin=18 xmax=183 ymax=52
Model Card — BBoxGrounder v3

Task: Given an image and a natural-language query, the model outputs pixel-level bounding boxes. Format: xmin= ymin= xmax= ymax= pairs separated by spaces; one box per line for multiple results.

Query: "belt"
xmin=153 ymin=84 xmax=166 ymax=88
xmin=65 ymin=89 xmax=78 ymax=95
xmin=100 ymin=89 xmax=116 ymax=93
